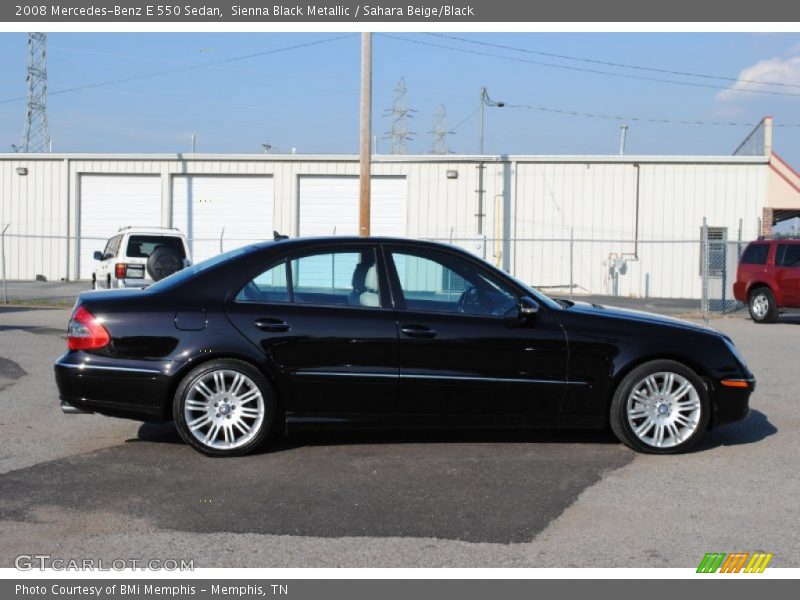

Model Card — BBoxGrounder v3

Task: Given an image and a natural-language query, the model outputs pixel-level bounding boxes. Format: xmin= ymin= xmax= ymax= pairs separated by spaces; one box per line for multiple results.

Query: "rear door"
xmin=775 ymin=243 xmax=800 ymax=307
xmin=225 ymin=243 xmax=399 ymax=417
xmin=384 ymin=245 xmax=568 ymax=421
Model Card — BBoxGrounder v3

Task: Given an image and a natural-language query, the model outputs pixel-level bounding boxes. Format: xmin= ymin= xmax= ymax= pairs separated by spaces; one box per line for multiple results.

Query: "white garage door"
xmin=298 ymin=176 xmax=407 ymax=237
xmin=79 ymin=175 xmax=162 ymax=279
xmin=172 ymin=176 xmax=274 ymax=264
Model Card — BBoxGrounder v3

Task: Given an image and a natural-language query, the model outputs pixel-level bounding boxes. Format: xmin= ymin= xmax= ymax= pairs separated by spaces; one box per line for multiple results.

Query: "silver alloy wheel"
xmin=751 ymin=293 xmax=769 ymax=319
xmin=625 ymin=371 xmax=702 ymax=449
xmin=183 ymin=369 xmax=266 ymax=450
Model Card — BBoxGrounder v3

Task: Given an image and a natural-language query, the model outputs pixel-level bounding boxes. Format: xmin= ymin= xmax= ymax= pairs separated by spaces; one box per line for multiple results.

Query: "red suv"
xmin=734 ymin=239 xmax=800 ymax=323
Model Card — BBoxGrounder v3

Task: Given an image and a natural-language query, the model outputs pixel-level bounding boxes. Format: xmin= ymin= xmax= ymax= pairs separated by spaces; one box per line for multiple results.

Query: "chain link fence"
xmin=1 ymin=223 xmax=754 ymax=317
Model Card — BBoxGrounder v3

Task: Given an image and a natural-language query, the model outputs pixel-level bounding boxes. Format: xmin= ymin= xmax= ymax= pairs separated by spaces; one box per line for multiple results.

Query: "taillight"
xmin=115 ymin=263 xmax=144 ymax=279
xmin=67 ymin=305 xmax=111 ymax=350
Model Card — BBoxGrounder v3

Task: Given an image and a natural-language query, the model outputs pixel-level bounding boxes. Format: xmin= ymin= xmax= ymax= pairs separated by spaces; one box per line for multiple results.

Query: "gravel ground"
xmin=0 ymin=307 xmax=796 ymax=567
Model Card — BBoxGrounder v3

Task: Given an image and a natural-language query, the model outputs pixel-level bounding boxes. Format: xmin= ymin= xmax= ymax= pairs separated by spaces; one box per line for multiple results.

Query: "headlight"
xmin=723 ymin=336 xmax=749 ymax=370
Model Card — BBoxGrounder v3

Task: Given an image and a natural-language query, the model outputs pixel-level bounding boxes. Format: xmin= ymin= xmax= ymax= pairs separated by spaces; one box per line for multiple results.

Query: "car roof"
xmin=117 ymin=227 xmax=187 ymax=236
xmin=252 ymin=236 xmax=463 ymax=252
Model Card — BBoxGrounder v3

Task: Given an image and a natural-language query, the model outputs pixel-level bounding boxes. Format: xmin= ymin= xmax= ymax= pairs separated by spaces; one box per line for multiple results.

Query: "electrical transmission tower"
xmin=429 ymin=105 xmax=453 ymax=154
xmin=383 ymin=77 xmax=416 ymax=154
xmin=20 ymin=33 xmax=51 ymax=153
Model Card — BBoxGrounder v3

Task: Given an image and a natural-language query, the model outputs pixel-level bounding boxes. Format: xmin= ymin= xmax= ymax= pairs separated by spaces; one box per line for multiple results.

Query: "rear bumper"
xmin=710 ymin=378 xmax=755 ymax=428
xmin=54 ymin=353 xmax=173 ymax=422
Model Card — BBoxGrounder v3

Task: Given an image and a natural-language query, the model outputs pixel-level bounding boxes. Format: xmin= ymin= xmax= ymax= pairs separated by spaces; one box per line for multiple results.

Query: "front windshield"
xmin=148 ymin=245 xmax=257 ymax=291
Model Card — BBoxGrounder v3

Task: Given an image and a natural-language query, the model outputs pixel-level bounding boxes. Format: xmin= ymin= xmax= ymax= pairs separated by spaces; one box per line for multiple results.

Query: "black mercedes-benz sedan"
xmin=55 ymin=235 xmax=754 ymax=456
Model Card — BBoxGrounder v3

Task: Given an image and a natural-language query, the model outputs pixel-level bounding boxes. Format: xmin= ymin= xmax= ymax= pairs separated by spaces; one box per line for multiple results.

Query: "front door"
xmin=225 ymin=245 xmax=399 ymax=417
xmin=384 ymin=245 xmax=568 ymax=422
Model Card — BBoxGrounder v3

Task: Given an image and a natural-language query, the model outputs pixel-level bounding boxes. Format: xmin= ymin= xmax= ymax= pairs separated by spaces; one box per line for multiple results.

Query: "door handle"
xmin=400 ymin=324 xmax=438 ymax=338
xmin=254 ymin=318 xmax=291 ymax=332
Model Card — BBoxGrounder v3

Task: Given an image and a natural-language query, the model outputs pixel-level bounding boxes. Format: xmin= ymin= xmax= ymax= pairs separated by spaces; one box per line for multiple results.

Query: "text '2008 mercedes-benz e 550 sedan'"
xmin=55 ymin=235 xmax=755 ymax=457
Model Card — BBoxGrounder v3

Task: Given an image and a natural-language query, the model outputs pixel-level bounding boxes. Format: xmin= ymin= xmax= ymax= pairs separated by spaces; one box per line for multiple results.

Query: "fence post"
xmin=569 ymin=227 xmax=574 ymax=300
xmin=1 ymin=224 xmax=9 ymax=304
xmin=701 ymin=218 xmax=709 ymax=319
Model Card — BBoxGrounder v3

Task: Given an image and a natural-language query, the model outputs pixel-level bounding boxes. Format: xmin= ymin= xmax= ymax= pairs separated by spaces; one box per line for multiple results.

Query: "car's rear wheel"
xmin=610 ymin=360 xmax=709 ymax=454
xmin=173 ymin=359 xmax=276 ymax=457
xmin=748 ymin=287 xmax=778 ymax=323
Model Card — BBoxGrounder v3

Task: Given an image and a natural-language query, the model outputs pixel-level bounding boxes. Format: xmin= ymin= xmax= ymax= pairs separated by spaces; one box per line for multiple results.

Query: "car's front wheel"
xmin=610 ymin=360 xmax=710 ymax=454
xmin=173 ymin=359 xmax=276 ymax=457
xmin=748 ymin=287 xmax=778 ymax=323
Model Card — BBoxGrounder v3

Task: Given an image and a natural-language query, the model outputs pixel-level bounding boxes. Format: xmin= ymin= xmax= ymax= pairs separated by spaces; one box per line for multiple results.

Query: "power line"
xmin=0 ymin=34 xmax=355 ymax=105
xmin=429 ymin=33 xmax=800 ymax=90
xmin=379 ymin=34 xmax=800 ymax=98
xmin=502 ymin=102 xmax=800 ymax=127
xmin=451 ymin=107 xmax=481 ymax=131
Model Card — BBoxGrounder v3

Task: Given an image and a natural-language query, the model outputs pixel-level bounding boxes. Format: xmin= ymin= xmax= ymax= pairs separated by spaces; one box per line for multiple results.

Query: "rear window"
xmin=740 ymin=244 xmax=769 ymax=265
xmin=777 ymin=244 xmax=800 ymax=268
xmin=126 ymin=235 xmax=186 ymax=259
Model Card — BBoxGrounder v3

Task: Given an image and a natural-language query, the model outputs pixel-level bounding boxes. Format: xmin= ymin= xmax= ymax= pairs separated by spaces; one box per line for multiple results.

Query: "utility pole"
xmin=479 ymin=87 xmax=504 ymax=155
xmin=20 ymin=33 xmax=50 ymax=153
xmin=359 ymin=32 xmax=372 ymax=237
xmin=619 ymin=125 xmax=629 ymax=155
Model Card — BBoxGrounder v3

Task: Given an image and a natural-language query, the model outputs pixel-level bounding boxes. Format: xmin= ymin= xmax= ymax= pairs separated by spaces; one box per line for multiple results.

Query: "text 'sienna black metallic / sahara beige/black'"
xmin=55 ymin=236 xmax=755 ymax=457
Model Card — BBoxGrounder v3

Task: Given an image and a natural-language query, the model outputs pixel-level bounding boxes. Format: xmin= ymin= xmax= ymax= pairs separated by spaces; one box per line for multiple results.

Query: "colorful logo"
xmin=697 ymin=552 xmax=773 ymax=573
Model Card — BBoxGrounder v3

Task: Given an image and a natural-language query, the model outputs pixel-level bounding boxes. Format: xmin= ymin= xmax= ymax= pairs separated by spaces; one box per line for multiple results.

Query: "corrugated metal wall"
xmin=0 ymin=154 xmax=767 ymax=299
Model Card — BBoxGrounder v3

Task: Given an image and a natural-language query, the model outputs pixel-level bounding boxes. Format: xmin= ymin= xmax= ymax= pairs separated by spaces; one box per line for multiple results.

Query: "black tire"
xmin=173 ymin=359 xmax=277 ymax=457
xmin=609 ymin=359 xmax=710 ymax=454
xmin=748 ymin=287 xmax=778 ymax=324
xmin=147 ymin=245 xmax=184 ymax=282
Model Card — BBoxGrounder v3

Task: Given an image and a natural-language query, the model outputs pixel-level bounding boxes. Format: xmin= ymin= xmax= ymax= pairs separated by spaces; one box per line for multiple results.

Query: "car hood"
xmin=561 ymin=300 xmax=719 ymax=335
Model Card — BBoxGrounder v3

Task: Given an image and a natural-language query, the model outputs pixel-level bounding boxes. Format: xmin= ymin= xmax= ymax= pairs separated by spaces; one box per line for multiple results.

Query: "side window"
xmin=740 ymin=244 xmax=768 ymax=265
xmin=292 ymin=250 xmax=378 ymax=307
xmin=102 ymin=237 xmax=115 ymax=259
xmin=390 ymin=250 xmax=517 ymax=317
xmin=235 ymin=249 xmax=380 ymax=308
xmin=236 ymin=261 xmax=290 ymax=303
xmin=106 ymin=235 xmax=121 ymax=259
xmin=777 ymin=245 xmax=800 ymax=268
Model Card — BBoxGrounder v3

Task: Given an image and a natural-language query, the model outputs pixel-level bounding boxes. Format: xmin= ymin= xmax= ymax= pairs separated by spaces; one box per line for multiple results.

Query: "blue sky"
xmin=1 ymin=32 xmax=800 ymax=165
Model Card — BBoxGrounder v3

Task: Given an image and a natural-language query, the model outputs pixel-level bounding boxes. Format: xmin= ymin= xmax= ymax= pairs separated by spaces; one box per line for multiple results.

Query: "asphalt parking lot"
xmin=0 ymin=305 xmax=797 ymax=567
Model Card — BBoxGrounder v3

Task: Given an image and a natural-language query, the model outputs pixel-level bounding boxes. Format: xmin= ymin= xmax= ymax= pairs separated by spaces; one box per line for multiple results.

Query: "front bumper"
xmin=54 ymin=353 xmax=173 ymax=422
xmin=710 ymin=378 xmax=755 ymax=428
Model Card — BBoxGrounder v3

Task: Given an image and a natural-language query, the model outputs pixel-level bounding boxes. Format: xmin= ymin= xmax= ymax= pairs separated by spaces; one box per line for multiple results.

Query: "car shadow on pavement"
xmin=134 ymin=421 xmax=621 ymax=453
xmin=135 ymin=410 xmax=775 ymax=454
xmin=694 ymin=409 xmax=776 ymax=451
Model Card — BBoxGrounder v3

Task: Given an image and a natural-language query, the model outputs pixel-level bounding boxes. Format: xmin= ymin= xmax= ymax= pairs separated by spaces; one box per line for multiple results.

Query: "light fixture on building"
xmin=16 ymin=167 xmax=28 ymax=176
xmin=446 ymin=170 xmax=458 ymax=179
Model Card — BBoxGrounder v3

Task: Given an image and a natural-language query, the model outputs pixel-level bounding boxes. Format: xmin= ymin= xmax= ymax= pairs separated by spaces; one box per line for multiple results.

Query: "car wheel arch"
xmin=747 ymin=281 xmax=780 ymax=304
xmin=605 ymin=353 xmax=712 ymax=422
xmin=162 ymin=351 xmax=286 ymax=422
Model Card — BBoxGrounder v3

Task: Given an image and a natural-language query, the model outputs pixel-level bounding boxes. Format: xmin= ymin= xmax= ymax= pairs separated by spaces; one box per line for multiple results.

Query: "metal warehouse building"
xmin=1 ymin=118 xmax=798 ymax=300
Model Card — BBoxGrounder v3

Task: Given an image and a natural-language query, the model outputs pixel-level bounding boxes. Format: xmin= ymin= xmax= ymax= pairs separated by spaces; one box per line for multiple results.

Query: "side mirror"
xmin=93 ymin=251 xmax=103 ymax=261
xmin=518 ymin=296 xmax=540 ymax=318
